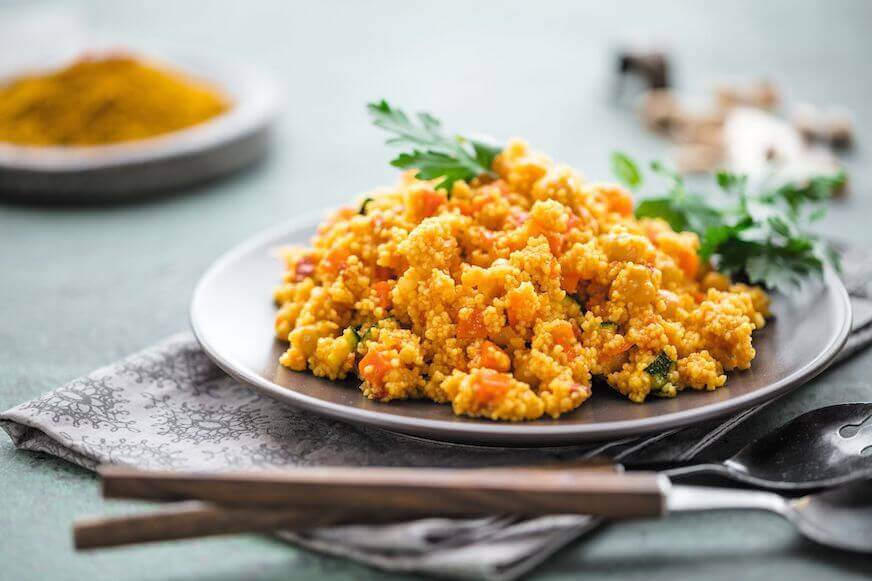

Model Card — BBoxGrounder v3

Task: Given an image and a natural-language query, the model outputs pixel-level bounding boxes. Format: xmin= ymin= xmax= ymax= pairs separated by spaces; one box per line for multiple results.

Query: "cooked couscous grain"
xmin=273 ymin=140 xmax=769 ymax=421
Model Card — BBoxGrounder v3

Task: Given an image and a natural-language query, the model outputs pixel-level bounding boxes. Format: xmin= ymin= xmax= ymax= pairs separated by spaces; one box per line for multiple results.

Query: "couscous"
xmin=273 ymin=140 xmax=769 ymax=421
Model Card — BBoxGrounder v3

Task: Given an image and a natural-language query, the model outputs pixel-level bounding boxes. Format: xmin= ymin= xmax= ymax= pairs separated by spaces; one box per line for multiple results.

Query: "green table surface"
xmin=2 ymin=0 xmax=872 ymax=579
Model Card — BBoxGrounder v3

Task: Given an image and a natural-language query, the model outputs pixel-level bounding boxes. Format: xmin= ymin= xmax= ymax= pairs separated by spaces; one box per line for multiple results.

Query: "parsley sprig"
xmin=368 ymin=100 xmax=501 ymax=193
xmin=615 ymin=154 xmax=844 ymax=293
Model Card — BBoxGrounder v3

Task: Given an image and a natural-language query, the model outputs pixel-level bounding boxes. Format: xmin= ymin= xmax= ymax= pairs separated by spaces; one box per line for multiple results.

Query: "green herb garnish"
xmin=600 ymin=321 xmax=617 ymax=328
xmin=635 ymin=162 xmax=725 ymax=242
xmin=611 ymin=152 xmax=643 ymax=190
xmin=644 ymin=351 xmax=674 ymax=390
xmin=359 ymin=197 xmax=374 ymax=215
xmin=368 ymin=100 xmax=501 ymax=193
xmin=622 ymin=156 xmax=843 ymax=293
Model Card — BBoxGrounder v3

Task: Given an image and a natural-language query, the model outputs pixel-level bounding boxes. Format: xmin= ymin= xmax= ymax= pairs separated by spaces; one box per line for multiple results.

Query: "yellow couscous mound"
xmin=274 ymin=140 xmax=769 ymax=421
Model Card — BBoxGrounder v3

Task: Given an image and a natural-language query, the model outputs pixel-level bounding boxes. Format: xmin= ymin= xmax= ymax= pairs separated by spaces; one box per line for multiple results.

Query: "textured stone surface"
xmin=2 ymin=0 xmax=872 ymax=579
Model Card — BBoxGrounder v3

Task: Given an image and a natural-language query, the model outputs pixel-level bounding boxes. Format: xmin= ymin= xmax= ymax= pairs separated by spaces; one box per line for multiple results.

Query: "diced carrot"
xmin=506 ymin=294 xmax=522 ymax=327
xmin=562 ymin=271 xmax=580 ymax=294
xmin=457 ymin=309 xmax=488 ymax=340
xmin=605 ymin=187 xmax=634 ymax=216
xmin=322 ymin=247 xmax=350 ymax=275
xmin=473 ymin=370 xmax=511 ymax=406
xmin=419 ymin=190 xmax=446 ymax=218
xmin=506 ymin=291 xmax=537 ymax=327
xmin=676 ymin=248 xmax=700 ymax=279
xmin=644 ymin=222 xmax=661 ymax=243
xmin=456 ymin=200 xmax=474 ymax=216
xmin=373 ymin=280 xmax=392 ymax=308
xmin=543 ymin=231 xmax=564 ymax=255
xmin=359 ymin=349 xmax=392 ymax=386
xmin=479 ymin=341 xmax=509 ymax=371
xmin=551 ymin=322 xmax=575 ymax=350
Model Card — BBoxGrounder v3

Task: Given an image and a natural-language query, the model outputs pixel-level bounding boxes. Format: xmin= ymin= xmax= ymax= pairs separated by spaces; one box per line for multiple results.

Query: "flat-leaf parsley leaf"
xmin=368 ymin=100 xmax=500 ymax=193
xmin=615 ymin=154 xmax=843 ymax=293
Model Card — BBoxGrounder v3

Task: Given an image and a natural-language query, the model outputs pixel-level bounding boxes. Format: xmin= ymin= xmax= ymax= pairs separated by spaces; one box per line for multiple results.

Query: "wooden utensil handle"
xmin=99 ymin=465 xmax=667 ymax=519
xmin=74 ymin=503 xmax=420 ymax=550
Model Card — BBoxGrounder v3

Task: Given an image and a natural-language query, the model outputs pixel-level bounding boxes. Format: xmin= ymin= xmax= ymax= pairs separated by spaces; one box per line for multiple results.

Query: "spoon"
xmin=626 ymin=403 xmax=872 ymax=491
xmin=666 ymin=479 xmax=872 ymax=554
xmin=78 ymin=465 xmax=872 ymax=554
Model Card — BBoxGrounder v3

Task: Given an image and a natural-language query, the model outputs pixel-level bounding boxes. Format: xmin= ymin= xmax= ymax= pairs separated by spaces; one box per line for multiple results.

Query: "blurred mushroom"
xmin=617 ymin=49 xmax=671 ymax=91
xmin=724 ymin=107 xmax=845 ymax=194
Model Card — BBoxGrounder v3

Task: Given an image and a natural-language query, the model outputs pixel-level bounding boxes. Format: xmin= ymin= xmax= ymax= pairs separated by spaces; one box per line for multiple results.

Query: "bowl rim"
xmin=0 ymin=47 xmax=282 ymax=171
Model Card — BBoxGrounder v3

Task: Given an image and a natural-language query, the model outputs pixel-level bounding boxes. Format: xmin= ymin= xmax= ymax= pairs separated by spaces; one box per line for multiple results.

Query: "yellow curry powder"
xmin=0 ymin=55 xmax=229 ymax=146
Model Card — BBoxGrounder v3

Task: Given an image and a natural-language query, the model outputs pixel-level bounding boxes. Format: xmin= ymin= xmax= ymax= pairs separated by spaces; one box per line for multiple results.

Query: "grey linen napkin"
xmin=4 ymin=245 xmax=872 ymax=581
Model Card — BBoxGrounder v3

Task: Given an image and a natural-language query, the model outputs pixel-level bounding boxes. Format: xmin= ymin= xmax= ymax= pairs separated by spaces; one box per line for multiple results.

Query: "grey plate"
xmin=190 ymin=216 xmax=852 ymax=446
xmin=0 ymin=50 xmax=281 ymax=201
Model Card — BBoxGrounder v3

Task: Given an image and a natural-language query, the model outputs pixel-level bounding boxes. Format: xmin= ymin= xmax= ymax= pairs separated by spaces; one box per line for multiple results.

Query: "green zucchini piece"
xmin=644 ymin=351 xmax=674 ymax=390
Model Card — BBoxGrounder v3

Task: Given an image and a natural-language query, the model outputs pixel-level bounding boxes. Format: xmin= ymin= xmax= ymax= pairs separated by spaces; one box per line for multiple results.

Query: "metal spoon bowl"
xmin=637 ymin=403 xmax=872 ymax=490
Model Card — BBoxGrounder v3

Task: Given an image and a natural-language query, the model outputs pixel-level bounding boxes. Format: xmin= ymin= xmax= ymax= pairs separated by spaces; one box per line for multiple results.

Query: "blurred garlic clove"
xmin=724 ymin=107 xmax=845 ymax=195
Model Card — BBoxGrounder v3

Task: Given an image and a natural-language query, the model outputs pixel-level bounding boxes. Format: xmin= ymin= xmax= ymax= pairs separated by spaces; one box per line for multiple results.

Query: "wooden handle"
xmin=74 ymin=503 xmax=422 ymax=550
xmin=99 ymin=465 xmax=667 ymax=519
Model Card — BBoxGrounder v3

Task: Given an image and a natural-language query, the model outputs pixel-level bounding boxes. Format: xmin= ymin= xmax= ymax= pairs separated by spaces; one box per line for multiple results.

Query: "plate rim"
xmin=190 ymin=215 xmax=853 ymax=445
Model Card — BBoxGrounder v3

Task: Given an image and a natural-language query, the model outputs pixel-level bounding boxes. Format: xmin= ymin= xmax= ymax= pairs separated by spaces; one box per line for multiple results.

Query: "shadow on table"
xmin=538 ymin=519 xmax=872 ymax=579
xmin=0 ymin=149 xmax=272 ymax=210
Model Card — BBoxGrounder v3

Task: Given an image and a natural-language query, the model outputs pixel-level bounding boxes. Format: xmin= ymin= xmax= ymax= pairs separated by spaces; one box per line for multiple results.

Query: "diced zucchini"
xmin=343 ymin=328 xmax=360 ymax=350
xmin=644 ymin=351 xmax=674 ymax=391
xmin=353 ymin=324 xmax=375 ymax=342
